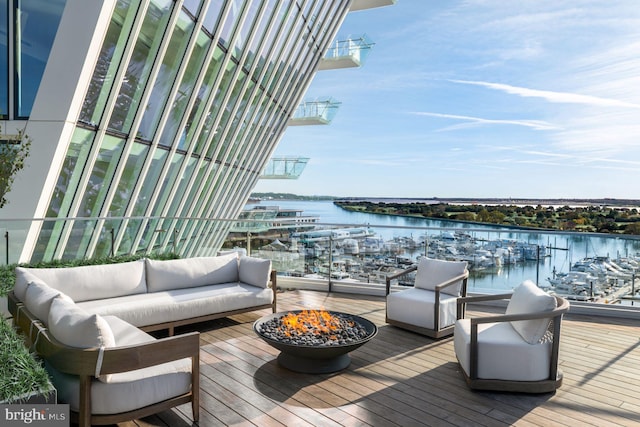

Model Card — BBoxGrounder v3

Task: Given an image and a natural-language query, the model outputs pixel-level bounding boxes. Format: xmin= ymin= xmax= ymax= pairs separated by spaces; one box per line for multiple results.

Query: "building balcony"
xmin=318 ymin=34 xmax=375 ymax=70
xmin=349 ymin=0 xmax=398 ymax=12
xmin=288 ymin=98 xmax=341 ymax=126
xmin=260 ymin=157 xmax=310 ymax=179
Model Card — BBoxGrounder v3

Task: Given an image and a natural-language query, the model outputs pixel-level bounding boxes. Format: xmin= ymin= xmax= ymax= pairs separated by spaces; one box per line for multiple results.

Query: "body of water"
xmin=254 ymin=200 xmax=640 ymax=298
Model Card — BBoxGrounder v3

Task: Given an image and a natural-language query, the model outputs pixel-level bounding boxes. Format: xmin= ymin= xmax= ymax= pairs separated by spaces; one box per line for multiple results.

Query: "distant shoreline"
xmin=334 ymin=197 xmax=640 ymax=208
xmin=251 ymin=193 xmax=640 ymax=207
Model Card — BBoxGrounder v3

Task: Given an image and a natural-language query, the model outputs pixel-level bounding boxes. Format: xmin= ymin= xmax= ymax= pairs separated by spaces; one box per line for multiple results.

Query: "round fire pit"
xmin=253 ymin=310 xmax=378 ymax=374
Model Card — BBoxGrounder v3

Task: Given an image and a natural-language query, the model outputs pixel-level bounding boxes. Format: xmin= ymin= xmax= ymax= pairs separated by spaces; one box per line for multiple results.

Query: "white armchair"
xmin=454 ymin=280 xmax=570 ymax=393
xmin=385 ymin=257 xmax=469 ymax=338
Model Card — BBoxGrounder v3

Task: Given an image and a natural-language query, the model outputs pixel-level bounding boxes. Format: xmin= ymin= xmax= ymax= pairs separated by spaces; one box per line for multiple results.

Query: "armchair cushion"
xmin=454 ymin=319 xmax=553 ymax=381
xmin=386 ymin=287 xmax=458 ymax=329
xmin=506 ymin=280 xmax=557 ymax=344
xmin=414 ymin=258 xmax=467 ymax=296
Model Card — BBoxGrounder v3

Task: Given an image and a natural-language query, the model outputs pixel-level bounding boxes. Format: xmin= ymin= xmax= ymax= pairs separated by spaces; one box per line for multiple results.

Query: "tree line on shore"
xmin=334 ymin=201 xmax=640 ymax=235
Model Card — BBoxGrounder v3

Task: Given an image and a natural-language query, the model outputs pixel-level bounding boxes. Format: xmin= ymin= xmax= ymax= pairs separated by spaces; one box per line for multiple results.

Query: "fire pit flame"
xmin=280 ymin=309 xmax=349 ymax=340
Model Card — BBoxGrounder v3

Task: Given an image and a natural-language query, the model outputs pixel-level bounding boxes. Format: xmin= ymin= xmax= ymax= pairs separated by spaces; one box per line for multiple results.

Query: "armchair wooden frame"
xmin=385 ymin=265 xmax=469 ymax=338
xmin=455 ymin=293 xmax=570 ymax=393
xmin=8 ymin=292 xmax=200 ymax=427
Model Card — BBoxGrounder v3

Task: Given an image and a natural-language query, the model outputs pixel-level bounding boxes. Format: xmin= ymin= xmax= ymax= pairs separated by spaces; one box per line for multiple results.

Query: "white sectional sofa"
xmin=8 ymin=253 xmax=277 ymax=427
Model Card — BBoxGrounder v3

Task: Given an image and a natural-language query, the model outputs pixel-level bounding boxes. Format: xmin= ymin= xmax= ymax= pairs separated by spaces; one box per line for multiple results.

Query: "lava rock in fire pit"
xmin=256 ymin=310 xmax=371 ymax=346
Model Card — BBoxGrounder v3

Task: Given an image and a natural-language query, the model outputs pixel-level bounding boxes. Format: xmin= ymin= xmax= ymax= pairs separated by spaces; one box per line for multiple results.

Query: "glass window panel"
xmin=182 ymin=0 xmax=201 ymax=16
xmin=230 ymin=0 xmax=260 ymax=59
xmin=138 ymin=10 xmax=194 ymax=141
xmin=151 ymin=152 xmax=183 ymax=216
xmin=202 ymin=0 xmax=223 ymax=34
xmin=119 ymin=146 xmax=167 ymax=253
xmin=76 ymin=135 xmax=125 ymax=218
xmin=93 ymin=219 xmax=121 ymax=258
xmin=217 ymin=0 xmax=243 ymax=48
xmin=132 ymin=147 xmax=168 ymax=216
xmin=0 ymin=0 xmax=8 ymax=117
xmin=14 ymin=0 xmax=66 ymax=118
xmin=159 ymin=29 xmax=210 ymax=149
xmin=108 ymin=141 xmax=149 ymax=217
xmin=211 ymin=69 xmax=247 ymax=160
xmin=198 ymin=59 xmax=236 ymax=158
xmin=108 ymin=0 xmax=172 ymax=134
xmin=166 ymin=155 xmax=196 ymax=216
xmin=244 ymin=0 xmax=278 ymax=72
xmin=33 ymin=128 xmax=94 ymax=262
xmin=80 ymin=0 xmax=137 ymax=126
xmin=189 ymin=45 xmax=224 ymax=155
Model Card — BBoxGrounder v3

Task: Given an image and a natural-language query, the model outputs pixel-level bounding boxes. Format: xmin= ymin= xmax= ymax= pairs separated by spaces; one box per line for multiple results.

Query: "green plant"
xmin=0 ymin=125 xmax=32 ymax=209
xmin=0 ymin=317 xmax=53 ymax=403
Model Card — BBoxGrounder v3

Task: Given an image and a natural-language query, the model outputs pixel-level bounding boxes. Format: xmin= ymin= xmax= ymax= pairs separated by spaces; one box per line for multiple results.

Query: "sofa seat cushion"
xmin=454 ymin=318 xmax=552 ymax=382
xmin=145 ymin=254 xmax=239 ymax=292
xmin=15 ymin=260 xmax=147 ymax=302
xmin=386 ymin=287 xmax=458 ymax=330
xmin=46 ymin=316 xmax=191 ymax=414
xmin=77 ymin=283 xmax=273 ymax=328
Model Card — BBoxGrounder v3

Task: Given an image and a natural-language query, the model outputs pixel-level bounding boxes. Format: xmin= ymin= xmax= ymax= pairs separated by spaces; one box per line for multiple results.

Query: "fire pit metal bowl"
xmin=253 ymin=310 xmax=378 ymax=374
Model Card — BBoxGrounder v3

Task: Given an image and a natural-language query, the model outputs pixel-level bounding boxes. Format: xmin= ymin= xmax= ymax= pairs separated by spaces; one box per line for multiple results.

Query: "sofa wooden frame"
xmin=8 ymin=292 xmax=200 ymax=427
xmin=455 ymin=293 xmax=570 ymax=393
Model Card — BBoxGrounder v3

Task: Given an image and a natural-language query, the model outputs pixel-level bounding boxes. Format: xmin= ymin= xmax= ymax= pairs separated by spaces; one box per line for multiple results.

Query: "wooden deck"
xmin=119 ymin=290 xmax=639 ymax=427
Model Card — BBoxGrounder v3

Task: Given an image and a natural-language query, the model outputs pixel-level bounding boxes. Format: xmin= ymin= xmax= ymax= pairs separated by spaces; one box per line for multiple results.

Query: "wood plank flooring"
xmin=115 ymin=289 xmax=640 ymax=427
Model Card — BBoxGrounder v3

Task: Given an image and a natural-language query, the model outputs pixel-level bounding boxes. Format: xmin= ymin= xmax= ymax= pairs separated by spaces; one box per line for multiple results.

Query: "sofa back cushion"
xmin=505 ymin=280 xmax=558 ymax=344
xmin=414 ymin=257 xmax=467 ymax=296
xmin=14 ymin=268 xmax=42 ymax=301
xmin=239 ymin=256 xmax=272 ymax=288
xmin=15 ymin=259 xmax=147 ymax=302
xmin=146 ymin=253 xmax=239 ymax=292
xmin=24 ymin=280 xmax=73 ymax=325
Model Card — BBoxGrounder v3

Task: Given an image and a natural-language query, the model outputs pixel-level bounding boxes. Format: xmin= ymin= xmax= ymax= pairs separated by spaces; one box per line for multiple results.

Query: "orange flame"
xmin=280 ymin=309 xmax=343 ymax=339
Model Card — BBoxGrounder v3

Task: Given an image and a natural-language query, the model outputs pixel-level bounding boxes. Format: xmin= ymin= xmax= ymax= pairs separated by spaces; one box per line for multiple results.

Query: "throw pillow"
xmin=48 ymin=296 xmax=116 ymax=381
xmin=505 ymin=280 xmax=557 ymax=344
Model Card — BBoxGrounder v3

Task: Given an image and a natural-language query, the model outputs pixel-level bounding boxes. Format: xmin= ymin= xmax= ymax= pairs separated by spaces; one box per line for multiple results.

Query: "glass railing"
xmin=222 ymin=221 xmax=640 ymax=310
xmin=2 ymin=217 xmax=640 ymax=313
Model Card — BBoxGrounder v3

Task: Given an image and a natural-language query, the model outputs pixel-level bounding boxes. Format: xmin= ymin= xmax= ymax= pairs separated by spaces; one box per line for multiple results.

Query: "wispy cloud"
xmin=410 ymin=112 xmax=558 ymax=131
xmin=450 ymin=80 xmax=640 ymax=109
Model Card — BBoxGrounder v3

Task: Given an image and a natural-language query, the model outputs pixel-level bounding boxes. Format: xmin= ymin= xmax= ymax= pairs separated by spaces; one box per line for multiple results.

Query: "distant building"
xmin=0 ymin=0 xmax=394 ymax=263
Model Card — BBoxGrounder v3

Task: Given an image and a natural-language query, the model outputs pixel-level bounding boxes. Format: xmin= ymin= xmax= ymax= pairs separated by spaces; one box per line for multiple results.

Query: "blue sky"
xmin=253 ymin=0 xmax=640 ymax=199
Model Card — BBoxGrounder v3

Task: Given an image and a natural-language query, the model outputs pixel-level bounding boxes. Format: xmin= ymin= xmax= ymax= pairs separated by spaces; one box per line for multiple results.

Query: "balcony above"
xmin=318 ymin=34 xmax=375 ymax=70
xmin=288 ymin=98 xmax=341 ymax=126
xmin=349 ymin=0 xmax=397 ymax=12
xmin=260 ymin=157 xmax=310 ymax=179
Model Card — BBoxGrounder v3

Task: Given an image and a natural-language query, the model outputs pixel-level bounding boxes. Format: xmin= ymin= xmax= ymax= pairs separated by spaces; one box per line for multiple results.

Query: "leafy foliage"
xmin=0 ymin=125 xmax=32 ymax=209
xmin=0 ymin=317 xmax=53 ymax=403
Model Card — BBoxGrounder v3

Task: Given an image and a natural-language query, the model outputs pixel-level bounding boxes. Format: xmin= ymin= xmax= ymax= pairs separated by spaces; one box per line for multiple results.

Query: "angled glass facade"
xmin=1 ymin=0 xmax=355 ymax=263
